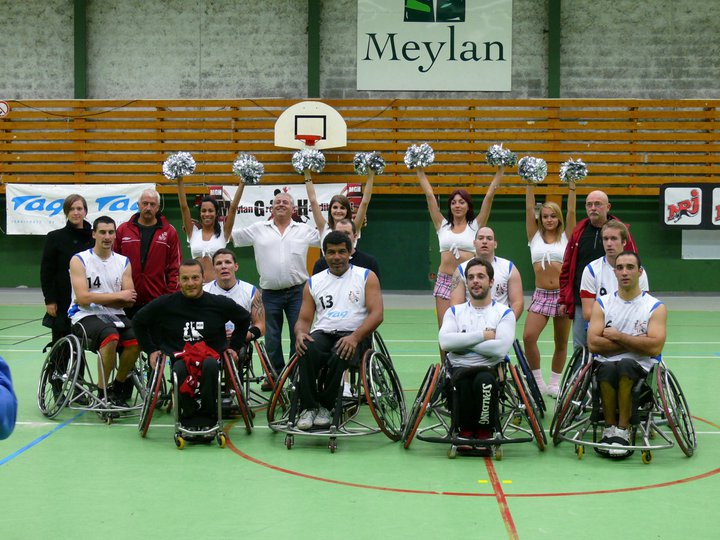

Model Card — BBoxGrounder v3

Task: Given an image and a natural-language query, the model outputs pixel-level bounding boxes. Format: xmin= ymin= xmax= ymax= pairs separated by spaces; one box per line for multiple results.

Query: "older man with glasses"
xmin=559 ymin=191 xmax=638 ymax=351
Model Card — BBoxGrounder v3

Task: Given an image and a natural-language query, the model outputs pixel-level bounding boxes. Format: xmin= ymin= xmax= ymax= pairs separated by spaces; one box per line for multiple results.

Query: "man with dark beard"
xmin=439 ymin=258 xmax=516 ymax=446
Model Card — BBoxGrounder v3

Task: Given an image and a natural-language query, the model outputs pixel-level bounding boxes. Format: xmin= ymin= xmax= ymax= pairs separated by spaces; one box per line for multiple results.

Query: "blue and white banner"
xmin=6 ymin=184 xmax=154 ymax=235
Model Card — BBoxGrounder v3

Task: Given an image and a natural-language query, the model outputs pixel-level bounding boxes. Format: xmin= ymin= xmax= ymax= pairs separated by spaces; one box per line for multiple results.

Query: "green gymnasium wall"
xmin=1 ymin=195 xmax=717 ymax=293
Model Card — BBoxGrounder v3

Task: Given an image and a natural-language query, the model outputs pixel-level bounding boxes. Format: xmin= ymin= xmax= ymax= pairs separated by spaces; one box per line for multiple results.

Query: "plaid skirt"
xmin=433 ymin=271 xmax=454 ymax=300
xmin=528 ymin=288 xmax=562 ymax=317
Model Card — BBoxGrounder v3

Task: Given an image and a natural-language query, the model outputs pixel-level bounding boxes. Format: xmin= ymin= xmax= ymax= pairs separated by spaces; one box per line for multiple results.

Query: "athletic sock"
xmin=549 ymin=371 xmax=561 ymax=387
xmin=532 ymin=369 xmax=546 ymax=388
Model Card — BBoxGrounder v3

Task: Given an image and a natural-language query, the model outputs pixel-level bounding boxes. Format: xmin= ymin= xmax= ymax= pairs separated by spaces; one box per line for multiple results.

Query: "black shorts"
xmin=596 ymin=358 xmax=647 ymax=388
xmin=72 ymin=314 xmax=137 ymax=352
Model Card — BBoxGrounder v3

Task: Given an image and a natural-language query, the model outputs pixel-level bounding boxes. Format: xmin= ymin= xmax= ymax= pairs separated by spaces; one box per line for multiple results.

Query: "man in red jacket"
xmin=558 ymin=190 xmax=637 ymax=351
xmin=114 ymin=188 xmax=182 ymax=318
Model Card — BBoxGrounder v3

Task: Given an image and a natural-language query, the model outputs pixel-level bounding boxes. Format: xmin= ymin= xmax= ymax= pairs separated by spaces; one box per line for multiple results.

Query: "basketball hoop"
xmin=295 ymin=134 xmax=322 ymax=147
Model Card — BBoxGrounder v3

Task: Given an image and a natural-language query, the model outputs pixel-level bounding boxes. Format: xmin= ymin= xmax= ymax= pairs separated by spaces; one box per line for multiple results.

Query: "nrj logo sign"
xmin=664 ymin=187 xmax=702 ymax=226
xmin=357 ymin=0 xmax=512 ymax=91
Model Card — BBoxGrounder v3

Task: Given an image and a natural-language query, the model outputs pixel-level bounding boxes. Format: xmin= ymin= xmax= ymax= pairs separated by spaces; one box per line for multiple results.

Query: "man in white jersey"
xmin=448 ymin=227 xmax=524 ymax=322
xmin=440 ymin=258 xmax=516 ymax=444
xmin=580 ymin=220 xmax=649 ymax=322
xmin=68 ymin=216 xmax=139 ymax=406
xmin=294 ymin=231 xmax=383 ymax=430
xmin=203 ymin=249 xmax=265 ymax=344
xmin=588 ymin=251 xmax=666 ymax=457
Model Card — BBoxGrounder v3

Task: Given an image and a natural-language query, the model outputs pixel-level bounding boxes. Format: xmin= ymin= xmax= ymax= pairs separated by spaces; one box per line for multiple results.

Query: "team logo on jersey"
xmin=632 ymin=319 xmax=648 ymax=336
xmin=157 ymin=232 xmax=168 ymax=242
xmin=494 ymin=282 xmax=508 ymax=299
xmin=183 ymin=321 xmax=204 ymax=342
xmin=348 ymin=289 xmax=361 ymax=303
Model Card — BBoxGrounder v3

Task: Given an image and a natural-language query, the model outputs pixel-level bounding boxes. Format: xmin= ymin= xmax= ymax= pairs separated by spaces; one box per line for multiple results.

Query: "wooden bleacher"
xmin=1 ymin=98 xmax=717 ymax=196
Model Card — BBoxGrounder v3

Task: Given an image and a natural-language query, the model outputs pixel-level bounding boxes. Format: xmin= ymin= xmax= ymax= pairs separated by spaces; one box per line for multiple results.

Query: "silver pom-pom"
xmin=163 ymin=152 xmax=196 ymax=180
xmin=559 ymin=158 xmax=588 ymax=183
xmin=353 ymin=151 xmax=385 ymax=175
xmin=486 ymin=144 xmax=517 ymax=167
xmin=518 ymin=156 xmax=548 ymax=184
xmin=232 ymin=153 xmax=264 ymax=185
xmin=291 ymin=149 xmax=326 ymax=174
xmin=404 ymin=143 xmax=435 ymax=169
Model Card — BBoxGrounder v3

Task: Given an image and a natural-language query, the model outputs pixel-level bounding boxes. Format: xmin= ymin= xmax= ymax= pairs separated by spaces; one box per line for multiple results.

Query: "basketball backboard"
xmin=274 ymin=101 xmax=347 ymax=150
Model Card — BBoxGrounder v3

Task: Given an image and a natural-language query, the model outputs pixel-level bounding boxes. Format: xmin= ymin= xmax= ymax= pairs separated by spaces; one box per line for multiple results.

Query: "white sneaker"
xmin=343 ymin=382 xmax=353 ymax=398
xmin=546 ymin=384 xmax=559 ymax=398
xmin=607 ymin=427 xmax=631 ymax=457
xmin=314 ymin=406 xmax=333 ymax=428
xmin=296 ymin=409 xmax=317 ymax=430
xmin=600 ymin=425 xmax=617 ymax=443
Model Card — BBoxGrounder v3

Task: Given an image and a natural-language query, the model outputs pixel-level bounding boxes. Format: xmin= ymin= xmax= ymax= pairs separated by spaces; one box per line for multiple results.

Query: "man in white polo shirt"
xmin=232 ymin=191 xmax=320 ymax=373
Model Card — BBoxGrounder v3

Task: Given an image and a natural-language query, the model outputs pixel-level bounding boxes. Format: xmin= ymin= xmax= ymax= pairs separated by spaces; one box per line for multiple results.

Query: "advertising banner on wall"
xmin=6 ymin=184 xmax=154 ymax=235
xmin=222 ymin=183 xmax=360 ymax=230
xmin=357 ymin=0 xmax=512 ymax=91
xmin=660 ymin=184 xmax=720 ymax=229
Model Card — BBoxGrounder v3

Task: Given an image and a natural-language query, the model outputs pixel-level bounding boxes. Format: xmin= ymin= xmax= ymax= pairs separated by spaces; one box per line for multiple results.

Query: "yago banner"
xmin=221 ymin=183 xmax=360 ymax=230
xmin=357 ymin=0 xmax=512 ymax=91
xmin=6 ymin=184 xmax=154 ymax=235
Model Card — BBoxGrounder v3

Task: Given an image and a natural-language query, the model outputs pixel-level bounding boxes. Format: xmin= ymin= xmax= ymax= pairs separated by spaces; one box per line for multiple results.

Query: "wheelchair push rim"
xmin=361 ymin=349 xmax=406 ymax=441
xmin=402 ymin=363 xmax=441 ymax=449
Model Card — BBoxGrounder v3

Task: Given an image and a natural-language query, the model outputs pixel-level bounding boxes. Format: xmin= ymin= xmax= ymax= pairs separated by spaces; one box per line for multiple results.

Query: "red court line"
xmin=226 ymin=424 xmax=720 ymax=499
xmin=694 ymin=415 xmax=720 ymax=430
xmin=485 ymin=456 xmax=520 ymax=540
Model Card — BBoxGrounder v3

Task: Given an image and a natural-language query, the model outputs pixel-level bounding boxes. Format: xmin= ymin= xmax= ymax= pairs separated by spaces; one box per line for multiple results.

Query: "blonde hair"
xmin=538 ymin=201 xmax=565 ymax=241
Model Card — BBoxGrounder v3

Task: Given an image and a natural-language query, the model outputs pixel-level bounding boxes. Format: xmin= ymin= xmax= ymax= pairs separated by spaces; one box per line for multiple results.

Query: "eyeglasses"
xmin=585 ymin=201 xmax=606 ymax=208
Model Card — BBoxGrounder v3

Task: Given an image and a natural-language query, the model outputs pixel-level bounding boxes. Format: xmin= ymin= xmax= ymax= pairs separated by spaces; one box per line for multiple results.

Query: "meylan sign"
xmin=357 ymin=0 xmax=512 ymax=91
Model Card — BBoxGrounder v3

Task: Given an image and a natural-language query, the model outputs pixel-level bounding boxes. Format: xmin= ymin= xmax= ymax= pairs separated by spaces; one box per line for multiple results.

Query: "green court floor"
xmin=1 ymin=293 xmax=718 ymax=540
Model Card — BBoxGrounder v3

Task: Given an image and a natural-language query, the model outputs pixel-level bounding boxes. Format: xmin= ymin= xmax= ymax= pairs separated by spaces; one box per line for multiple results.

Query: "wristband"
xmin=248 ymin=325 xmax=262 ymax=341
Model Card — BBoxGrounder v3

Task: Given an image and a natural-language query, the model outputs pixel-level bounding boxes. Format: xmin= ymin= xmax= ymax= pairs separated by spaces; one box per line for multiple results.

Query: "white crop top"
xmin=528 ymin=231 xmax=567 ymax=270
xmin=437 ymin=219 xmax=477 ymax=259
xmin=189 ymin=226 xmax=227 ymax=259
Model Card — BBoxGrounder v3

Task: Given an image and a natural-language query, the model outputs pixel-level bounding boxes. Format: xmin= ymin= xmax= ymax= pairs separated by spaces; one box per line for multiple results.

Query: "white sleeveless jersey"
xmin=68 ymin=249 xmax=129 ymax=323
xmin=458 ymin=256 xmax=513 ymax=304
xmin=580 ymin=256 xmax=650 ymax=301
xmin=309 ymin=265 xmax=369 ymax=333
xmin=596 ymin=291 xmax=663 ymax=371
xmin=203 ymin=279 xmax=256 ymax=312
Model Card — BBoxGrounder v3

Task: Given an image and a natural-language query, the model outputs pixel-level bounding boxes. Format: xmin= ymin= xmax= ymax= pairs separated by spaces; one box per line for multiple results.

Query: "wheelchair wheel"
xmin=254 ymin=340 xmax=278 ymax=390
xmin=552 ymin=359 xmax=593 ymax=445
xmin=361 ymin=350 xmax=406 ymax=441
xmin=138 ymin=355 xmax=166 ymax=438
xmin=223 ymin=352 xmax=253 ymax=434
xmin=267 ymin=355 xmax=299 ymax=426
xmin=402 ymin=363 xmax=440 ymax=449
xmin=37 ymin=335 xmax=82 ymax=418
xmin=508 ymin=363 xmax=546 ymax=450
xmin=513 ymin=339 xmax=546 ymax=418
xmin=656 ymin=364 xmax=697 ymax=457
xmin=551 ymin=346 xmax=590 ymax=433
xmin=372 ymin=332 xmax=391 ymax=361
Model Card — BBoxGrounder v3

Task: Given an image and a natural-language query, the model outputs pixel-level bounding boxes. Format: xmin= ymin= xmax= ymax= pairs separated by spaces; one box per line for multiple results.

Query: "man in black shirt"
xmin=312 ymin=219 xmax=381 ymax=283
xmin=133 ymin=259 xmax=250 ymax=425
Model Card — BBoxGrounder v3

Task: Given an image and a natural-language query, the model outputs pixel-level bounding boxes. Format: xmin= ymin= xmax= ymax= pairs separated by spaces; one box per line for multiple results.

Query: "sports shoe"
xmin=343 ymin=381 xmax=353 ymax=398
xmin=475 ymin=426 xmax=493 ymax=441
xmin=296 ymin=409 xmax=317 ymax=430
xmin=600 ymin=425 xmax=617 ymax=444
xmin=546 ymin=384 xmax=559 ymax=398
xmin=607 ymin=427 xmax=631 ymax=457
xmin=314 ymin=406 xmax=333 ymax=428
xmin=458 ymin=429 xmax=474 ymax=439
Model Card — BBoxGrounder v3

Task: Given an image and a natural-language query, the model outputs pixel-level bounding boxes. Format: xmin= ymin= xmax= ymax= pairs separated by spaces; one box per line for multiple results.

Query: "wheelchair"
xmin=402 ymin=355 xmax=546 ymax=459
xmin=38 ymin=333 xmax=146 ymax=423
xmin=512 ymin=339 xmax=547 ymax=418
xmin=231 ymin=339 xmax=278 ymax=412
xmin=551 ymin=348 xmax=697 ymax=463
xmin=139 ymin=350 xmax=253 ymax=449
xmin=266 ymin=332 xmax=406 ymax=453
